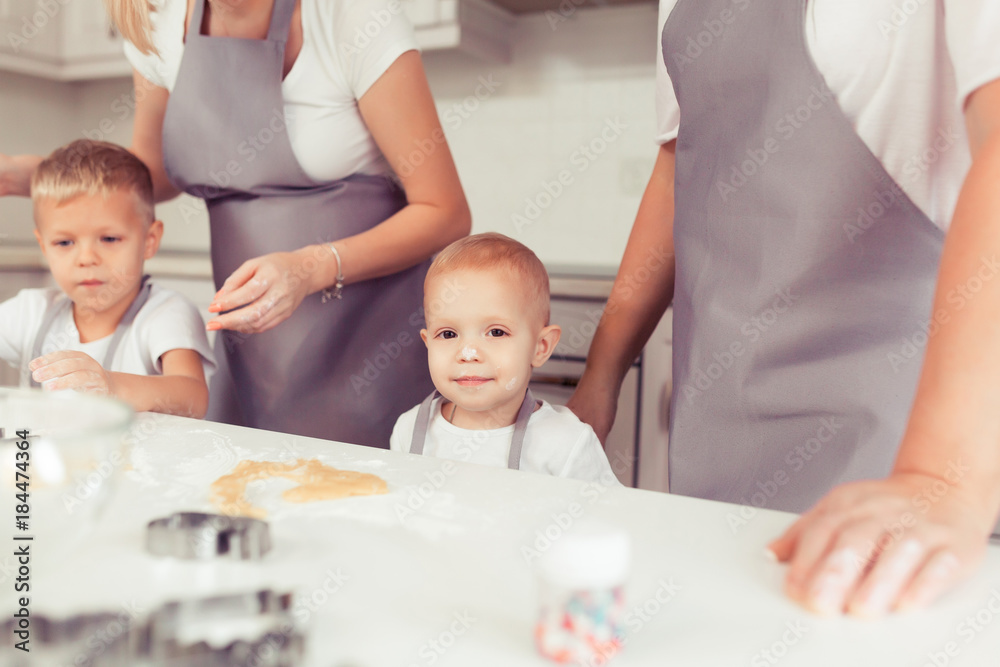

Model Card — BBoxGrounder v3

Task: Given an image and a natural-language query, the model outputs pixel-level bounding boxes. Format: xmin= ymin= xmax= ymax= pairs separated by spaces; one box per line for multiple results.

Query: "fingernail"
xmin=764 ymin=548 xmax=779 ymax=563
xmin=206 ymin=322 xmax=221 ymax=331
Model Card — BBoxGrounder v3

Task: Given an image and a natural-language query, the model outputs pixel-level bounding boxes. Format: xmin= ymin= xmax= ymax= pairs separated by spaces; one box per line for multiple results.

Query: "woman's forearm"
xmin=1 ymin=155 xmax=43 ymax=197
xmin=300 ymin=197 xmax=471 ymax=294
xmin=893 ymin=115 xmax=1000 ymax=531
xmin=579 ymin=142 xmax=678 ymax=393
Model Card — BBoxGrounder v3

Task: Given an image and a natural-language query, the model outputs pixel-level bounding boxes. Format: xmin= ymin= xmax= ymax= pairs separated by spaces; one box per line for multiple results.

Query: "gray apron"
xmin=409 ymin=389 xmax=537 ymax=470
xmin=663 ymin=0 xmax=944 ymax=512
xmin=160 ymin=0 xmax=432 ymax=447
xmin=28 ymin=275 xmax=153 ymax=387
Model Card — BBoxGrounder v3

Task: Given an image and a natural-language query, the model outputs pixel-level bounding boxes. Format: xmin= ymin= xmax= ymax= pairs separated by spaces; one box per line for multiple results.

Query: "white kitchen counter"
xmin=15 ymin=413 xmax=1000 ymax=665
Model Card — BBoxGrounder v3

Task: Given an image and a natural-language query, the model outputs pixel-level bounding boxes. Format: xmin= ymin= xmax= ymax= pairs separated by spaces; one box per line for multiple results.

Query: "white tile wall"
xmin=1 ymin=4 xmax=659 ymax=269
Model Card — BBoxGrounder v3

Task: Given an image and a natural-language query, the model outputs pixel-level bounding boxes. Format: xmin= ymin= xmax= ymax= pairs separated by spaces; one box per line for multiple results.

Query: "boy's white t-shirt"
xmin=123 ymin=0 xmax=419 ymax=182
xmin=656 ymin=0 xmax=1000 ymax=231
xmin=390 ymin=395 xmax=621 ymax=485
xmin=0 ymin=285 xmax=216 ymax=386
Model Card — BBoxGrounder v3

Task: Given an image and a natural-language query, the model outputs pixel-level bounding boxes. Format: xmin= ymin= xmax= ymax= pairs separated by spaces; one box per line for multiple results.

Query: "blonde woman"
xmin=2 ymin=0 xmax=471 ymax=447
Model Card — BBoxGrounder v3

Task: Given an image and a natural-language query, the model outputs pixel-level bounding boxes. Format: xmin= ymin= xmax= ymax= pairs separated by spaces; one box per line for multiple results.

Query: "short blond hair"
xmin=427 ymin=232 xmax=551 ymax=325
xmin=31 ymin=139 xmax=154 ymax=225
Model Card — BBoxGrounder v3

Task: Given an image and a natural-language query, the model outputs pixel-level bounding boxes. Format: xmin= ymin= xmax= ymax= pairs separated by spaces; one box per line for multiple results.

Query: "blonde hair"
xmin=31 ymin=139 xmax=155 ymax=224
xmin=104 ymin=0 xmax=158 ymax=56
xmin=427 ymin=232 xmax=551 ymax=325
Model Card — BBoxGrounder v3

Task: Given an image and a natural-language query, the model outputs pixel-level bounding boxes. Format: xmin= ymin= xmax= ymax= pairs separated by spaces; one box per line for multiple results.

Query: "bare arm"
xmin=129 ymin=69 xmax=182 ymax=203
xmin=303 ymin=49 xmax=471 ymax=288
xmin=206 ymin=50 xmax=471 ymax=332
xmin=771 ymin=77 xmax=1000 ymax=617
xmin=0 ymin=70 xmax=178 ymax=202
xmin=109 ymin=348 xmax=209 ymax=418
xmin=568 ymin=141 xmax=677 ymax=442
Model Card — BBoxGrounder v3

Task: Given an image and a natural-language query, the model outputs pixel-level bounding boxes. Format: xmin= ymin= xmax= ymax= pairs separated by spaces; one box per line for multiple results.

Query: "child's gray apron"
xmin=663 ymin=0 xmax=944 ymax=512
xmin=408 ymin=389 xmax=537 ymax=469
xmin=28 ymin=276 xmax=153 ymax=387
xmin=160 ymin=0 xmax=432 ymax=447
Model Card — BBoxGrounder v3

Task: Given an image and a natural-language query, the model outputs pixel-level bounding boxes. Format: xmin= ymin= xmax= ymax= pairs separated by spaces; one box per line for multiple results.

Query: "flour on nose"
xmin=461 ymin=346 xmax=477 ymax=361
xmin=505 ymin=377 xmax=517 ymax=391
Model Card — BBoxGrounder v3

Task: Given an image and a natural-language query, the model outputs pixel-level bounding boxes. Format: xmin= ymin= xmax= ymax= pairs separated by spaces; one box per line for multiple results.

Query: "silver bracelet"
xmin=321 ymin=242 xmax=344 ymax=303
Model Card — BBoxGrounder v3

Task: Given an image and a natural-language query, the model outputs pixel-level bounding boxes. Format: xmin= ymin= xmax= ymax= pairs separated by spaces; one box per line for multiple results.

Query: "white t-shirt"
xmin=656 ymin=0 xmax=1000 ymax=231
xmin=124 ymin=0 xmax=419 ymax=181
xmin=390 ymin=396 xmax=621 ymax=485
xmin=0 ymin=285 xmax=216 ymax=386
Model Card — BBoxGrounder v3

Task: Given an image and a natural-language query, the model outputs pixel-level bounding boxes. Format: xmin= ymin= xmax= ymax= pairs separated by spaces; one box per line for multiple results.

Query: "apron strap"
xmin=28 ymin=276 xmax=153 ymax=388
xmin=267 ymin=0 xmax=298 ymax=42
xmin=28 ymin=297 xmax=73 ymax=387
xmin=408 ymin=388 xmax=538 ymax=471
xmin=101 ymin=275 xmax=153 ymax=370
xmin=507 ymin=389 xmax=536 ymax=471
xmin=189 ymin=0 xmax=207 ymax=41
xmin=408 ymin=389 xmax=440 ymax=456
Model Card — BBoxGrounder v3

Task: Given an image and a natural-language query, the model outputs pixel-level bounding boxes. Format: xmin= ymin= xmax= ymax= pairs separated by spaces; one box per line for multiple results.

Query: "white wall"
xmin=1 ymin=4 xmax=659 ymax=269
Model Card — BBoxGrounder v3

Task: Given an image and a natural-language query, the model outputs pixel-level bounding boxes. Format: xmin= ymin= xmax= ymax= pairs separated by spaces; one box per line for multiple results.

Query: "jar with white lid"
xmin=534 ymin=521 xmax=631 ymax=665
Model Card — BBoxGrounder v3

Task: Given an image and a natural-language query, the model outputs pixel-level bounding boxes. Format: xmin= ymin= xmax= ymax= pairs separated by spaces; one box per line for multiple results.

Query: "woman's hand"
xmin=29 ymin=351 xmax=116 ymax=395
xmin=0 ymin=153 xmax=40 ymax=197
xmin=206 ymin=248 xmax=320 ymax=334
xmin=768 ymin=472 xmax=993 ymax=617
xmin=566 ymin=380 xmax=619 ymax=444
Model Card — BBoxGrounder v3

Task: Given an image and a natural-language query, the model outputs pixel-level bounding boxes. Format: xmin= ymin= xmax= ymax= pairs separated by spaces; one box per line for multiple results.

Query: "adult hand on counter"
xmin=29 ymin=350 xmax=115 ymax=395
xmin=768 ymin=472 xmax=992 ymax=617
xmin=206 ymin=249 xmax=319 ymax=334
xmin=566 ymin=379 xmax=618 ymax=445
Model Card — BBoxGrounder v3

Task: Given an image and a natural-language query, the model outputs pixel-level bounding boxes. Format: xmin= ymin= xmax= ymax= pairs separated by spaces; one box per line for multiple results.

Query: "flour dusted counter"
xmin=8 ymin=413 xmax=1000 ymax=666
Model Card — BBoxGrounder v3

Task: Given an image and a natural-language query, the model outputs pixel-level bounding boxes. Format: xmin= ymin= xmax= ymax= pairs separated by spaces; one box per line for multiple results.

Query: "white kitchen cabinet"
xmin=0 ymin=0 xmax=514 ymax=81
xmin=0 ymin=0 xmax=130 ymax=80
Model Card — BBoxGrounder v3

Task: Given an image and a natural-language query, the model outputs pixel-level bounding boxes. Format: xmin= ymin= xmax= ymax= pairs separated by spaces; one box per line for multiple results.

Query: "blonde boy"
xmin=390 ymin=233 xmax=618 ymax=484
xmin=0 ymin=140 xmax=214 ymax=417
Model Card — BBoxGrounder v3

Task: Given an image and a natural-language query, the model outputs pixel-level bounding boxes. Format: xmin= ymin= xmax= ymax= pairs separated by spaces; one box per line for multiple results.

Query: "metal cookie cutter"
xmin=139 ymin=589 xmax=304 ymax=666
xmin=1 ymin=611 xmax=133 ymax=666
xmin=146 ymin=512 xmax=271 ymax=560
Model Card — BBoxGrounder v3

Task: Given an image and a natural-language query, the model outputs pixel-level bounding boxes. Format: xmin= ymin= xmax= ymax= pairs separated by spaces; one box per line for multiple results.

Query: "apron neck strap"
xmin=408 ymin=388 xmax=538 ymax=471
xmin=267 ymin=0 xmax=297 ymax=42
xmin=28 ymin=276 xmax=153 ymax=388
xmin=189 ymin=0 xmax=296 ymax=43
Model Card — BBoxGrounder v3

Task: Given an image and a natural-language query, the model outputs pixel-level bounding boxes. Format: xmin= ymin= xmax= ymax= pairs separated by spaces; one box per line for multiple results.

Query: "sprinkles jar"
xmin=535 ymin=523 xmax=631 ymax=665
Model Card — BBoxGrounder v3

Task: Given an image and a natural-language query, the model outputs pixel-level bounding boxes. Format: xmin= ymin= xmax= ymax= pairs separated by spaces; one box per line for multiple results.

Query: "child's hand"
xmin=29 ymin=351 xmax=116 ymax=396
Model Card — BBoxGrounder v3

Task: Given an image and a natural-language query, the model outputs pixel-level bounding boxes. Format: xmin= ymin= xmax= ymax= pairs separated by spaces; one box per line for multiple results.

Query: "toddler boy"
xmin=0 ymin=139 xmax=215 ymax=417
xmin=390 ymin=233 xmax=618 ymax=484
